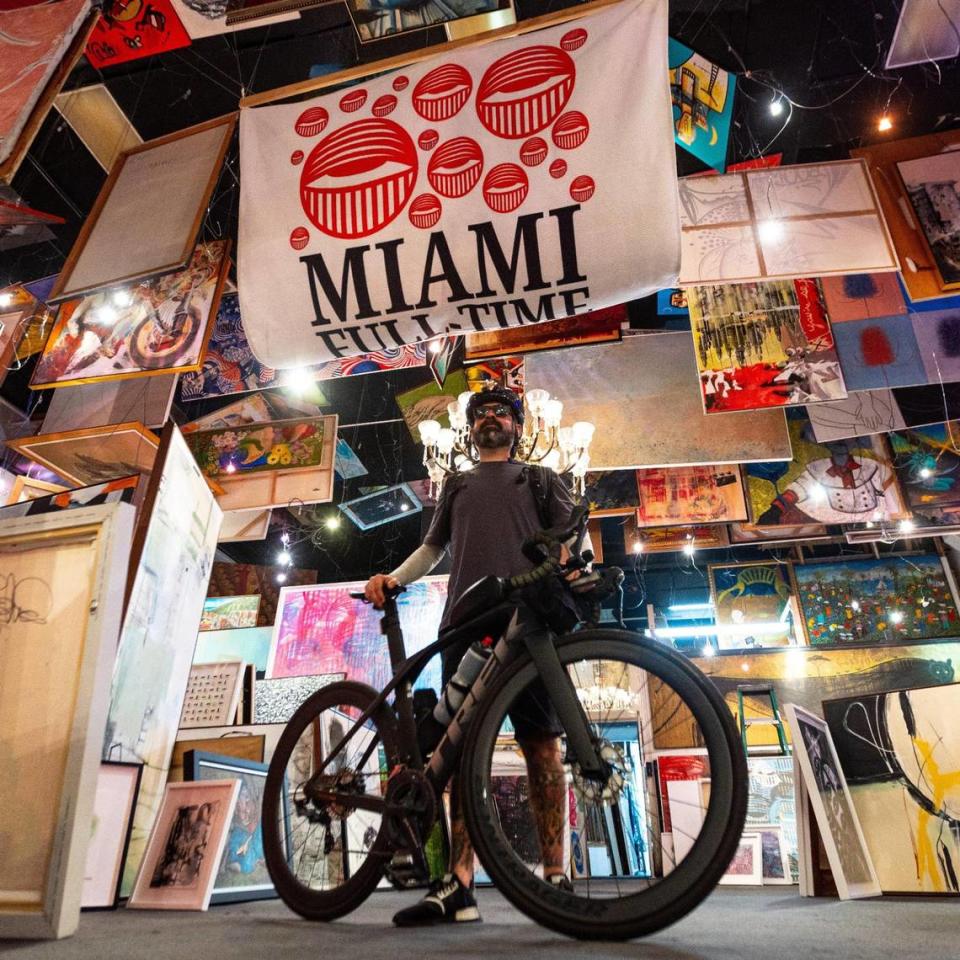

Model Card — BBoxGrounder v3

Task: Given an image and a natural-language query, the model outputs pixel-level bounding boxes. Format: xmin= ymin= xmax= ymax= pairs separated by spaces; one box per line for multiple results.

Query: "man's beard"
xmin=473 ymin=421 xmax=513 ymax=450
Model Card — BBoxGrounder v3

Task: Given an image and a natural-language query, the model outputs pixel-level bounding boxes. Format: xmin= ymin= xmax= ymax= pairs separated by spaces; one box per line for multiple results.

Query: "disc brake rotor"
xmin=572 ymin=740 xmax=628 ymax=803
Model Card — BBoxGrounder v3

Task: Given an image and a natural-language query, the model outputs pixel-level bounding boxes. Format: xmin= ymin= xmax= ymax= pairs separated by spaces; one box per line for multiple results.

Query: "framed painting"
xmin=0 ymin=503 xmax=135 ymax=939
xmin=823 ymin=682 xmax=960 ymax=894
xmin=889 ymin=424 xmax=960 ymax=513
xmin=0 ymin=284 xmax=40 ymax=371
xmin=708 ymin=561 xmax=797 ymax=649
xmin=0 ymin=474 xmax=143 ymax=520
xmin=728 ymin=521 xmax=829 ymax=544
xmin=783 ymin=703 xmax=880 ymax=900
xmin=82 ymin=762 xmax=143 ymax=910
xmin=128 ymin=779 xmax=240 ymax=911
xmin=718 ymin=834 xmax=762 ymax=885
xmin=200 ymin=595 xmax=262 ymax=631
xmin=624 ymin=519 xmax=729 ymax=554
xmin=463 ymin=305 xmax=624 ymax=361
xmin=171 ymin=0 xmax=299 ymax=38
xmin=219 ymin=508 xmax=273 ymax=543
xmin=40 ymin=375 xmax=177 ymax=432
xmin=102 ymin=425 xmax=223 ymax=897
xmin=831 ymin=314 xmax=927 ymax=391
xmin=85 ymin=0 xmax=191 ymax=70
xmin=5 ymin=421 xmax=159 ymax=486
xmin=208 ymin=560 xmax=316 ymax=627
xmin=687 ymin=279 xmax=847 ymax=412
xmin=524 ymin=333 xmax=792 ymax=470
xmin=184 ymin=752 xmax=288 ymax=904
xmin=50 ymin=115 xmax=236 ymax=302
xmin=339 ymin=482 xmax=422 ymax=530
xmin=186 ymin=414 xmax=337 ymax=511
xmin=851 ymin=131 xmax=960 ymax=302
xmin=179 ymin=662 xmax=246 ymax=730
xmin=819 ymin=273 xmax=907 ymax=323
xmin=32 ymin=241 xmax=230 ymax=388
xmin=678 ymin=159 xmax=898 ymax=285
xmin=268 ymin=576 xmax=448 ymax=694
xmin=746 ymin=416 xmax=909 ymax=527
xmin=253 ymin=674 xmax=345 ymax=724
xmin=807 ymin=389 xmax=907 ymax=444
xmin=791 ymin=553 xmax=960 ymax=647
xmin=334 ymin=438 xmax=368 ymax=481
xmin=745 ymin=757 xmax=798 ymax=882
xmin=344 ymin=0 xmax=510 ymax=43
xmin=911 ymin=308 xmax=960 ymax=385
xmin=194 ymin=626 xmax=274 ymax=675
xmin=464 ymin=356 xmax=524 ymax=395
xmin=636 ymin=465 xmax=747 ymax=527
xmin=4 ymin=475 xmax=69 ymax=506
xmin=168 ymin=734 xmax=265 ymax=784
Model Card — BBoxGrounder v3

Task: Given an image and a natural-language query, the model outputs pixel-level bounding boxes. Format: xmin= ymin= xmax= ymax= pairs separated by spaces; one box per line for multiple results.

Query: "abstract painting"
xmin=0 ymin=474 xmax=142 ymax=520
xmin=102 ymin=427 xmax=222 ymax=897
xmin=889 ymin=424 xmax=960 ymax=514
xmin=344 ymin=0 xmax=510 ymax=43
xmin=911 ymin=308 xmax=960 ymax=384
xmin=819 ymin=273 xmax=907 ymax=322
xmin=657 ymin=754 xmax=708 ymax=833
xmin=395 ymin=370 xmax=469 ymax=442
xmin=523 ymin=333 xmax=792 ymax=470
xmin=745 ymin=757 xmax=798 ymax=882
xmin=719 ymin=834 xmax=762 ymax=885
xmin=688 ymin=279 xmax=846 ymax=412
xmin=583 ymin=470 xmax=640 ymax=516
xmin=792 ymin=553 xmax=960 ymax=646
xmin=807 ymin=389 xmax=906 ymax=444
xmin=128 ymin=780 xmax=239 ymax=911
xmin=823 ymin=682 xmax=960 ymax=894
xmin=207 ymin=560 xmax=317 ymax=626
xmin=86 ymin=1 xmax=191 ymax=70
xmin=784 ymin=703 xmax=880 ymax=899
xmin=668 ymin=38 xmax=736 ymax=172
xmin=829 ymin=314 xmax=928 ymax=391
xmin=708 ymin=561 xmax=797 ymax=649
xmin=268 ymin=576 xmax=449 ymax=694
xmin=193 ymin=626 xmax=274 ymax=675
xmin=746 ymin=415 xmax=908 ymax=526
xmin=32 ymin=241 xmax=229 ymax=388
xmin=339 ymin=483 xmax=422 ymax=530
xmin=334 ymin=438 xmax=368 ymax=480
xmin=636 ymin=465 xmax=747 ymax=527
xmin=200 ymin=595 xmax=261 ymax=631
xmin=253 ymin=674 xmax=344 ymax=724
xmin=678 ymin=159 xmax=898 ymax=285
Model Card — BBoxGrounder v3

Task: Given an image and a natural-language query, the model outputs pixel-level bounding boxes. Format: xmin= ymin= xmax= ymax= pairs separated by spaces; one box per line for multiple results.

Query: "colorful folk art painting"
xmin=583 ymin=470 xmax=640 ymax=517
xmin=831 ymin=313 xmax=928 ymax=391
xmin=823 ymin=682 xmax=960 ymax=894
xmin=687 ymin=279 xmax=847 ymax=413
xmin=708 ymin=561 xmax=796 ymax=649
xmin=635 ymin=465 xmax=747 ymax=527
xmin=199 ymin=595 xmax=261 ymax=631
xmin=187 ymin=417 xmax=328 ymax=479
xmin=207 ymin=560 xmax=317 ymax=627
xmin=86 ymin=0 xmax=191 ymax=70
xmin=268 ymin=577 xmax=448 ymax=693
xmin=746 ymin=415 xmax=908 ymax=526
xmin=888 ymin=424 xmax=960 ymax=513
xmin=668 ymin=38 xmax=736 ymax=172
xmin=792 ymin=554 xmax=960 ymax=646
xmin=31 ymin=241 xmax=229 ymax=388
xmin=819 ymin=272 xmax=907 ymax=322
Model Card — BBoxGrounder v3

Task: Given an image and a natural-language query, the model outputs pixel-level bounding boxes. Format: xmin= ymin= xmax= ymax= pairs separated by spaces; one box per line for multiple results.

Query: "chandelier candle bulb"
xmin=418 ymin=419 xmax=442 ymax=445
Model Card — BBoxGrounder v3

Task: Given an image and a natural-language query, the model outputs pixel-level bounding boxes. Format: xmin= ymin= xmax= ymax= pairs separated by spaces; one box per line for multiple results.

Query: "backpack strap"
xmin=523 ymin=464 xmax=555 ymax=529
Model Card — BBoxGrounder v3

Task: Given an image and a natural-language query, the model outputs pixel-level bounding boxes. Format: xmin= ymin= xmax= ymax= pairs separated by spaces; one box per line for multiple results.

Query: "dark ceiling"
xmin=3 ymin=0 xmax=959 ymax=597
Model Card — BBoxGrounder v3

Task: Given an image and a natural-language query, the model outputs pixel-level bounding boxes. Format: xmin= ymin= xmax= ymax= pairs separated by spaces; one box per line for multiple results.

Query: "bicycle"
xmin=262 ymin=506 xmax=748 ymax=940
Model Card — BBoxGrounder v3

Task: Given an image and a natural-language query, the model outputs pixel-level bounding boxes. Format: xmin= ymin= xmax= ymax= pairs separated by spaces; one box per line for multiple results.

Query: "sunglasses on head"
xmin=474 ymin=404 xmax=513 ymax=419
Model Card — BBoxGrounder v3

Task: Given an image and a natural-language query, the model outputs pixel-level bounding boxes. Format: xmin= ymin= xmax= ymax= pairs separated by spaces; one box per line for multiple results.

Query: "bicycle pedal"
xmin=384 ymin=851 xmax=430 ymax=890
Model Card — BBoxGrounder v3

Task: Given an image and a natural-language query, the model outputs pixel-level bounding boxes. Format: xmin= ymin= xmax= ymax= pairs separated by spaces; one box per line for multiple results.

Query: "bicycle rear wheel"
xmin=262 ymin=680 xmax=400 ymax=920
xmin=460 ymin=629 xmax=747 ymax=940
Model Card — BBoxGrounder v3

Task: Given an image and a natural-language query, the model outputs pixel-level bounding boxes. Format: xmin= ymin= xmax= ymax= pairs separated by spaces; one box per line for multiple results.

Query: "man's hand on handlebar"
xmin=364 ymin=573 xmax=400 ymax=608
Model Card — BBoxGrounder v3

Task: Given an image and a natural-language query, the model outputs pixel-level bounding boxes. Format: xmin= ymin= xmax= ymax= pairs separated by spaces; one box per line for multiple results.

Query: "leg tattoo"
xmin=448 ymin=776 xmax=475 ymax=887
xmin=520 ymin=735 xmax=567 ymax=876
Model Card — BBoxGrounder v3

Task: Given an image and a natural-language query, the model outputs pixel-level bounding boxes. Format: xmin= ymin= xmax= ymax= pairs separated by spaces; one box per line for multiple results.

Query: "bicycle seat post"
xmin=380 ymin=595 xmax=422 ymax=767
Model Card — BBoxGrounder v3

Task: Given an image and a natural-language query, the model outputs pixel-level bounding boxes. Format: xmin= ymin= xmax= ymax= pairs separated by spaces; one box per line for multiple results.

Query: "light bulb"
xmin=457 ymin=391 xmax=473 ymax=412
xmin=525 ymin=388 xmax=550 ymax=417
xmin=889 ymin=610 xmax=905 ymax=624
xmin=899 ymin=519 xmax=915 ymax=534
xmin=276 ymin=571 xmax=288 ymax=584
xmin=741 ymin=662 xmax=750 ymax=673
xmin=571 ymin=421 xmax=595 ymax=446
xmin=682 ymin=542 xmax=696 ymax=557
xmin=878 ymin=115 xmax=893 ymax=132
xmin=543 ymin=398 xmax=563 ymax=427
xmin=632 ymin=541 xmax=643 ymax=554
xmin=325 ymin=515 xmax=340 ymax=530
xmin=769 ymin=98 xmax=784 ymax=117
xmin=453 ymin=453 xmax=474 ymax=471
xmin=418 ymin=419 xmax=441 ymax=445
xmin=277 ymin=550 xmax=291 ymax=565
xmin=436 ymin=428 xmax=455 ymax=455
xmin=283 ymin=367 xmax=315 ymax=394
xmin=400 ymin=502 xmax=410 ymax=512
xmin=757 ymin=219 xmax=784 ymax=243
xmin=0 ymin=292 xmax=12 ymax=308
xmin=428 ymin=339 xmax=443 ymax=353
xmin=112 ymin=290 xmax=132 ymax=307
xmin=919 ymin=467 xmax=932 ymax=479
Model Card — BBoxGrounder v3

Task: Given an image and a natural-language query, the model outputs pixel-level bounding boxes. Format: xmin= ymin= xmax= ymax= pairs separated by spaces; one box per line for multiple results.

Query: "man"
xmin=365 ymin=386 xmax=579 ymax=926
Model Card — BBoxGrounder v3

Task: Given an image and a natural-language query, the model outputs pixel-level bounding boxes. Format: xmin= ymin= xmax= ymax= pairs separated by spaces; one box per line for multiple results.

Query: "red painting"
xmin=86 ymin=0 xmax=190 ymax=70
xmin=657 ymin=754 xmax=709 ymax=833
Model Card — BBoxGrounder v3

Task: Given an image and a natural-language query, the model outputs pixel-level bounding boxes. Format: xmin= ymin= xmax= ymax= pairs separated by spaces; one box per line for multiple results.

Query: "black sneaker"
xmin=392 ymin=873 xmax=481 ymax=927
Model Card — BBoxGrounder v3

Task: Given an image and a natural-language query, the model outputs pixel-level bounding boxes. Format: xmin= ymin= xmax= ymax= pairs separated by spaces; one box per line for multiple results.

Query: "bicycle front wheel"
xmin=460 ymin=629 xmax=747 ymax=940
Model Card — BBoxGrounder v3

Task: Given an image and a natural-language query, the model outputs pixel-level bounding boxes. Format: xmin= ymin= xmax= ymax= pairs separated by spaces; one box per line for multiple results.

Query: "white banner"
xmin=238 ymin=0 xmax=679 ymax=368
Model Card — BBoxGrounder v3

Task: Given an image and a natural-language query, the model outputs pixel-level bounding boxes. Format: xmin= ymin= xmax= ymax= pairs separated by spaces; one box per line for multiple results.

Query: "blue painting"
xmin=832 ymin=314 xmax=928 ymax=391
xmin=194 ymin=627 xmax=274 ymax=674
xmin=334 ymin=438 xmax=368 ymax=480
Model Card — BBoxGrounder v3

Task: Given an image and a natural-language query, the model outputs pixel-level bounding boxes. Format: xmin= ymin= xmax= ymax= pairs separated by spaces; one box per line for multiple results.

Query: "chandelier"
xmin=417 ymin=388 xmax=595 ymax=496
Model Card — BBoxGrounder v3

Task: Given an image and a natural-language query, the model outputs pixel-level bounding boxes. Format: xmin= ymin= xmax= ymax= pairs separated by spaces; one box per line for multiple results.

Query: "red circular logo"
xmin=519 ymin=137 xmax=548 ymax=167
xmin=339 ymin=89 xmax=368 ymax=113
xmin=392 ymin=75 xmax=409 ymax=92
xmin=409 ymin=194 xmax=442 ymax=229
xmin=549 ymin=158 xmax=567 ymax=178
xmin=290 ymin=227 xmax=309 ymax=250
xmin=477 ymin=46 xmax=575 ymax=139
xmin=483 ymin=163 xmax=529 ymax=213
xmin=560 ymin=28 xmax=587 ymax=51
xmin=418 ymin=129 xmax=439 ymax=151
xmin=428 ymin=137 xmax=484 ymax=198
xmin=552 ymin=111 xmax=589 ymax=149
xmin=413 ymin=64 xmax=473 ymax=121
xmin=290 ymin=150 xmax=304 ymax=165
xmin=300 ymin=118 xmax=418 ymax=239
xmin=570 ymin=175 xmax=595 ymax=202
xmin=372 ymin=94 xmax=398 ymax=117
xmin=294 ymin=107 xmax=329 ymax=138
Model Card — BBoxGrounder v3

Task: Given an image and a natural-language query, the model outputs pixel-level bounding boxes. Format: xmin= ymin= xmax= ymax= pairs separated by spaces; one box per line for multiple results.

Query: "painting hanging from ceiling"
xmin=41 ymin=375 xmax=177 ymax=434
xmin=171 ymin=0 xmax=299 ymax=38
xmin=807 ymin=390 xmax=906 ymax=444
xmin=583 ymin=470 xmax=640 ymax=517
xmin=85 ymin=0 xmax=192 ymax=70
xmin=688 ymin=279 xmax=846 ymax=412
xmin=886 ymin=0 xmax=960 ymax=67
xmin=791 ymin=553 xmax=960 ymax=646
xmin=668 ymin=38 xmax=736 ymax=172
xmin=344 ymin=0 xmax=511 ymax=43
xmin=910 ymin=308 xmax=960 ymax=385
xmin=888 ymin=424 xmax=960 ymax=515
xmin=524 ymin=332 xmax=792 ymax=469
xmin=32 ymin=241 xmax=229 ymax=390
xmin=746 ymin=415 xmax=909 ymax=526
xmin=819 ymin=272 xmax=907 ymax=323
xmin=727 ymin=521 xmax=829 ymax=544
xmin=339 ymin=483 xmax=422 ymax=530
xmin=678 ymin=159 xmax=898 ymax=285
xmin=635 ymin=465 xmax=747 ymax=527
xmin=395 ymin=370 xmax=469 ymax=442
xmin=624 ymin=518 xmax=729 ymax=554
xmin=823 ymin=682 xmax=960 ymax=894
xmin=831 ymin=314 xmax=927 ymax=391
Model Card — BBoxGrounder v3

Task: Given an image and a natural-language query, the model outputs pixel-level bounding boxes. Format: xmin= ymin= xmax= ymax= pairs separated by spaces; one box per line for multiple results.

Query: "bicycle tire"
xmin=263 ymin=680 xmax=400 ymax=921
xmin=460 ymin=629 xmax=747 ymax=940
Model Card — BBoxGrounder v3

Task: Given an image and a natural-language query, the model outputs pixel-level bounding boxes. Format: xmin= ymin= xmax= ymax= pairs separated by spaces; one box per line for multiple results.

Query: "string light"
xmin=282 ymin=367 xmax=315 ymax=394
xmin=889 ymin=610 xmax=905 ymax=625
xmin=276 ymin=571 xmax=288 ymax=584
xmin=632 ymin=541 xmax=643 ymax=554
xmin=325 ymin=515 xmax=340 ymax=530
xmin=899 ymin=519 xmax=915 ymax=534
xmin=277 ymin=549 xmax=291 ymax=565
xmin=878 ymin=115 xmax=893 ymax=133
xmin=769 ymin=98 xmax=784 ymax=117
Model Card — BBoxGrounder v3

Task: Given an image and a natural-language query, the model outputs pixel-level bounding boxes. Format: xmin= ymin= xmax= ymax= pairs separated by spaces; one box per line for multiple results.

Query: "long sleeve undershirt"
xmin=389 ymin=542 xmax=446 ymax=585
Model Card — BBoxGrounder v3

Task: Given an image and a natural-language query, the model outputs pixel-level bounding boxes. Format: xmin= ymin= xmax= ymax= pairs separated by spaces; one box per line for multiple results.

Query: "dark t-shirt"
xmin=424 ymin=461 xmax=576 ymax=629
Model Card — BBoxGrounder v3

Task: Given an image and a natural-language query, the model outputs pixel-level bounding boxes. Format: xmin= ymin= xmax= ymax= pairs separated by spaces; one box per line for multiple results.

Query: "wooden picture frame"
xmin=5 ymin=475 xmax=69 ymax=506
xmin=179 ymin=661 xmax=246 ymax=729
xmin=636 ymin=464 xmax=748 ymax=528
xmin=49 ymin=114 xmax=237 ymax=303
xmin=81 ymin=762 xmax=143 ymax=910
xmin=0 ymin=503 xmax=136 ymax=939
xmin=218 ymin=508 xmax=273 ymax=543
xmin=784 ymin=703 xmax=881 ymax=900
xmin=707 ymin=560 xmax=799 ymax=650
xmin=168 ymin=734 xmax=266 ymax=784
xmin=5 ymin=421 xmax=159 ymax=487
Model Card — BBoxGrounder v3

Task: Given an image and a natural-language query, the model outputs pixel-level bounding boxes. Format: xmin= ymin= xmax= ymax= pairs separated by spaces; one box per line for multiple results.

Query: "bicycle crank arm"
xmin=308 ymin=791 xmax=387 ymax=814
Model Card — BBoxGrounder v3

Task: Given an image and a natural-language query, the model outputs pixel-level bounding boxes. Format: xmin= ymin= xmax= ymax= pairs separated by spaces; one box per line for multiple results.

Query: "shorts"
xmin=442 ymin=639 xmax=562 ymax=742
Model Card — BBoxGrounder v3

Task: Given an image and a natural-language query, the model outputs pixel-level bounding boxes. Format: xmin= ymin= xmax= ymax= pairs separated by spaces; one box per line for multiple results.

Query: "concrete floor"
xmin=4 ymin=887 xmax=957 ymax=959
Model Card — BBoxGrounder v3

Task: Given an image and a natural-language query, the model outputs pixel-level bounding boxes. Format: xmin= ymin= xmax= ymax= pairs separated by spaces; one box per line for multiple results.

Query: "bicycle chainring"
xmin=383 ymin=768 xmax=437 ymax=848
